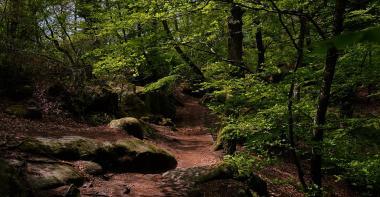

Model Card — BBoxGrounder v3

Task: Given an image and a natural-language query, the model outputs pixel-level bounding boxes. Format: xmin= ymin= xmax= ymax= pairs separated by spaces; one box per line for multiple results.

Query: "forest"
xmin=0 ymin=0 xmax=380 ymax=196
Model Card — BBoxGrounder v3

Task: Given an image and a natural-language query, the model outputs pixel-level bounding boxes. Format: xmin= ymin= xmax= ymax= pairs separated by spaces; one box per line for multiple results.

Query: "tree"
xmin=311 ymin=0 xmax=347 ymax=191
xmin=228 ymin=4 xmax=245 ymax=75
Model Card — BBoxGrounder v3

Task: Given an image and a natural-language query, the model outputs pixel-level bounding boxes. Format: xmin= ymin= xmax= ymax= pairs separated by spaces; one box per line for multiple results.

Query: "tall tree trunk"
xmin=311 ymin=0 xmax=347 ymax=190
xmin=305 ymin=22 xmax=312 ymax=51
xmin=8 ymin=0 xmax=20 ymax=39
xmin=255 ymin=25 xmax=265 ymax=72
xmin=288 ymin=16 xmax=307 ymax=191
xmin=228 ymin=4 xmax=245 ymax=73
xmin=162 ymin=20 xmax=205 ymax=80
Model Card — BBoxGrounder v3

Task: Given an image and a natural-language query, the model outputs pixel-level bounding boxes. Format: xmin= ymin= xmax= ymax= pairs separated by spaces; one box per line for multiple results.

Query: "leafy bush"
xmin=143 ymin=75 xmax=179 ymax=93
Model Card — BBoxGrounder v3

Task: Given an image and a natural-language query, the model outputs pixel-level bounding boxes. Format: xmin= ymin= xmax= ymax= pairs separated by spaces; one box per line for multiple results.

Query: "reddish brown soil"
xmin=0 ymin=91 xmax=359 ymax=197
xmin=0 ymin=91 xmax=222 ymax=197
xmin=78 ymin=91 xmax=222 ymax=197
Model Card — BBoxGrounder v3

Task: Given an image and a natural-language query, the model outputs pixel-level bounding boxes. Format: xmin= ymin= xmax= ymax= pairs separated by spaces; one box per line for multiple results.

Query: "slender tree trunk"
xmin=311 ymin=0 xmax=347 ymax=190
xmin=8 ymin=0 xmax=20 ymax=39
xmin=255 ymin=25 xmax=265 ymax=72
xmin=162 ymin=20 xmax=205 ymax=80
xmin=228 ymin=4 xmax=245 ymax=74
xmin=305 ymin=22 xmax=312 ymax=51
xmin=288 ymin=16 xmax=307 ymax=191
xmin=43 ymin=19 xmax=77 ymax=67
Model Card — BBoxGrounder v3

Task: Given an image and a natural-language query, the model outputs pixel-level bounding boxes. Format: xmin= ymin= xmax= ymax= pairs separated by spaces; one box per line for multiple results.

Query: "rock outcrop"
xmin=19 ymin=136 xmax=177 ymax=173
xmin=109 ymin=117 xmax=146 ymax=139
xmin=0 ymin=159 xmax=29 ymax=197
xmin=26 ymin=162 xmax=84 ymax=190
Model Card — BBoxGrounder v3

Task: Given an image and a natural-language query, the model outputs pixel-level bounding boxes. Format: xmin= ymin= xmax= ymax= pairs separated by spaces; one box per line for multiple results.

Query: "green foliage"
xmin=315 ymin=26 xmax=380 ymax=54
xmin=1 ymin=0 xmax=380 ymax=195
xmin=143 ymin=75 xmax=179 ymax=93
xmin=224 ymin=152 xmax=272 ymax=178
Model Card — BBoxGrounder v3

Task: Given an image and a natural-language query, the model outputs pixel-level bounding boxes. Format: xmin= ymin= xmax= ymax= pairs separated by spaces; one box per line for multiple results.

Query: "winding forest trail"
xmin=80 ymin=91 xmax=222 ymax=197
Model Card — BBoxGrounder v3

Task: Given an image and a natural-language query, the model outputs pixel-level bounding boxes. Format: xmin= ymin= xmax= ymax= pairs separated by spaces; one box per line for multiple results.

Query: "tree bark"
xmin=255 ymin=25 xmax=265 ymax=72
xmin=311 ymin=0 xmax=347 ymax=190
xmin=228 ymin=4 xmax=245 ymax=73
xmin=42 ymin=19 xmax=77 ymax=67
xmin=162 ymin=20 xmax=205 ymax=80
xmin=8 ymin=0 xmax=20 ymax=39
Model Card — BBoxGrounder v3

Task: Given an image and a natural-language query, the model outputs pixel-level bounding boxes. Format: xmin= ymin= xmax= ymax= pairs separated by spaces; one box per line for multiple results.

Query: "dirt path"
xmin=79 ymin=91 xmax=222 ymax=197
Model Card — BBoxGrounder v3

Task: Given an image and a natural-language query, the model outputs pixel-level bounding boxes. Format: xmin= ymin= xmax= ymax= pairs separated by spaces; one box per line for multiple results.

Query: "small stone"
xmin=75 ymin=161 xmax=103 ymax=175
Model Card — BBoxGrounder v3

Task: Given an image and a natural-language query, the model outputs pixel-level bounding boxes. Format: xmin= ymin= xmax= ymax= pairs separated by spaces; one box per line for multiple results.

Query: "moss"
xmin=18 ymin=136 xmax=177 ymax=173
xmin=114 ymin=138 xmax=177 ymax=173
xmin=195 ymin=163 xmax=236 ymax=183
xmin=143 ymin=75 xmax=178 ymax=93
xmin=214 ymin=126 xmax=232 ymax=151
xmin=26 ymin=163 xmax=84 ymax=189
xmin=0 ymin=159 xmax=28 ymax=197
xmin=115 ymin=138 xmax=166 ymax=154
xmin=19 ymin=137 xmax=103 ymax=160
xmin=5 ymin=105 xmax=28 ymax=117
xmin=109 ymin=117 xmax=145 ymax=139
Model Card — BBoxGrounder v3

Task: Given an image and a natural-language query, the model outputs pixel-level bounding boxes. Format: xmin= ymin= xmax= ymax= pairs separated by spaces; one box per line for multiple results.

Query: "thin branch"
xmin=306 ymin=15 xmax=328 ymax=40
xmin=180 ymin=42 xmax=253 ymax=73
xmin=42 ymin=18 xmax=76 ymax=66
xmin=0 ymin=0 xmax=8 ymax=23
xmin=52 ymin=8 xmax=81 ymax=64
xmin=268 ymin=0 xmax=299 ymax=50
xmin=162 ymin=20 xmax=205 ymax=79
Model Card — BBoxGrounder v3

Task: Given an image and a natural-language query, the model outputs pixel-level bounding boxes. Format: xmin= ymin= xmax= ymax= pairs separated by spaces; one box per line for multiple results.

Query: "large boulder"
xmin=119 ymin=92 xmax=147 ymax=117
xmin=109 ymin=117 xmax=146 ymax=139
xmin=37 ymin=185 xmax=81 ymax=197
xmin=50 ymin=83 xmax=119 ymax=116
xmin=19 ymin=136 xmax=177 ymax=173
xmin=113 ymin=138 xmax=177 ymax=173
xmin=189 ymin=179 xmax=253 ymax=197
xmin=141 ymin=91 xmax=177 ymax=119
xmin=8 ymin=85 xmax=34 ymax=101
xmin=0 ymin=159 xmax=29 ymax=197
xmin=5 ymin=104 xmax=42 ymax=119
xmin=26 ymin=162 xmax=84 ymax=190
xmin=19 ymin=136 xmax=104 ymax=160
xmin=195 ymin=163 xmax=268 ymax=197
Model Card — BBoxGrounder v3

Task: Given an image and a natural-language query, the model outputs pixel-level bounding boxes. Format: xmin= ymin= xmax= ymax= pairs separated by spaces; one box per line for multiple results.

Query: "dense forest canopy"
xmin=1 ymin=0 xmax=380 ymax=196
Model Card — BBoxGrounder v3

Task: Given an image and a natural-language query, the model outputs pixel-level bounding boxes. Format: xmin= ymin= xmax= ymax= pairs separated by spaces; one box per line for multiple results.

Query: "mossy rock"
xmin=74 ymin=161 xmax=103 ymax=175
xmin=120 ymin=92 xmax=147 ymax=117
xmin=195 ymin=163 xmax=268 ymax=197
xmin=37 ymin=185 xmax=81 ymax=197
xmin=0 ymin=159 xmax=29 ymax=197
xmin=19 ymin=136 xmax=177 ymax=173
xmin=109 ymin=117 xmax=156 ymax=139
xmin=5 ymin=105 xmax=28 ymax=116
xmin=26 ymin=162 xmax=84 ymax=189
xmin=189 ymin=179 xmax=253 ymax=197
xmin=8 ymin=85 xmax=34 ymax=101
xmin=196 ymin=163 xmax=236 ymax=183
xmin=114 ymin=138 xmax=177 ymax=173
xmin=214 ymin=126 xmax=237 ymax=154
xmin=5 ymin=104 xmax=42 ymax=119
xmin=19 ymin=136 xmax=104 ymax=160
xmin=349 ymin=126 xmax=380 ymax=144
xmin=139 ymin=91 xmax=177 ymax=119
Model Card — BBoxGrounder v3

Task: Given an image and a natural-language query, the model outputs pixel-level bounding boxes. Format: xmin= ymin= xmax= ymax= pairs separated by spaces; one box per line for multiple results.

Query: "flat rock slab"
xmin=19 ymin=136 xmax=104 ymax=160
xmin=0 ymin=159 xmax=29 ymax=197
xmin=19 ymin=136 xmax=177 ymax=173
xmin=26 ymin=162 xmax=84 ymax=190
